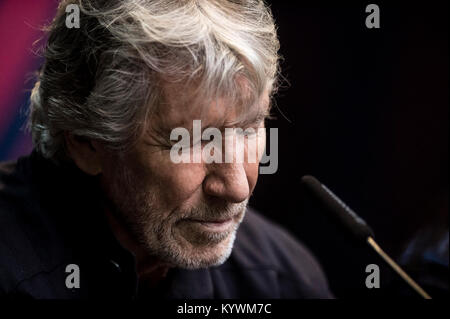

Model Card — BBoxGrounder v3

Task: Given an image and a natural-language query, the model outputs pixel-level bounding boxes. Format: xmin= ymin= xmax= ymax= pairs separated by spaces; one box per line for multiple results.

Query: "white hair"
xmin=29 ymin=0 xmax=280 ymax=161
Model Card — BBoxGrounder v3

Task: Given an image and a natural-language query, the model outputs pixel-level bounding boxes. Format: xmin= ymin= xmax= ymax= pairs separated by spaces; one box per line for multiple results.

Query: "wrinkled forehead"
xmin=152 ymin=78 xmax=271 ymax=132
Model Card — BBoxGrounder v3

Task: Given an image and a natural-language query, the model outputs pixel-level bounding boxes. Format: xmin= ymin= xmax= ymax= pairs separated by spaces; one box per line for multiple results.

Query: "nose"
xmin=203 ymin=163 xmax=250 ymax=203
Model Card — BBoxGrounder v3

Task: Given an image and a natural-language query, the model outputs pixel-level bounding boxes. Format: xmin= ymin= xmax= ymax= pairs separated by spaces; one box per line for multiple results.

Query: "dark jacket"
xmin=0 ymin=151 xmax=332 ymax=299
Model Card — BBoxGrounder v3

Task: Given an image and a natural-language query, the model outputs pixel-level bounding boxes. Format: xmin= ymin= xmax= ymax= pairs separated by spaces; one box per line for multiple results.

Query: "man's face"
xmin=100 ymin=82 xmax=269 ymax=269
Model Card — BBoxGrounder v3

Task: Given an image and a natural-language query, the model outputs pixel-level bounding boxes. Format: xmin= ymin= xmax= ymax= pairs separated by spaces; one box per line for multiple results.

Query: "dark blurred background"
xmin=0 ymin=0 xmax=448 ymax=298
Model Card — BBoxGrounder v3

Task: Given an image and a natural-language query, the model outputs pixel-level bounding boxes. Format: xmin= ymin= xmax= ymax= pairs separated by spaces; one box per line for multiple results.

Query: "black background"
xmin=250 ymin=1 xmax=448 ymax=298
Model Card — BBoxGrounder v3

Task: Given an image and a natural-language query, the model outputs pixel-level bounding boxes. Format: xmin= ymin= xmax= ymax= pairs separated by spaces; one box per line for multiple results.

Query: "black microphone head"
xmin=301 ymin=175 xmax=374 ymax=242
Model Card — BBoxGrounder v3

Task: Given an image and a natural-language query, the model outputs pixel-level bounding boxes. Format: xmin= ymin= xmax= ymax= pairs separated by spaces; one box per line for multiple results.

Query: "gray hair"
xmin=29 ymin=0 xmax=280 ymax=162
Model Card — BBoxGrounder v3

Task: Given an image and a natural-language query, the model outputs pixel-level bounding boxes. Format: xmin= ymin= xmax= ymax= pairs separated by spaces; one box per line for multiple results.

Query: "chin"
xmin=160 ymin=228 xmax=238 ymax=270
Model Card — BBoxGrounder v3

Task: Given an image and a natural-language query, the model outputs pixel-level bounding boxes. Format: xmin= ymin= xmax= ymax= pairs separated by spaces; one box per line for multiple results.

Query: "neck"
xmin=102 ymin=202 xmax=171 ymax=285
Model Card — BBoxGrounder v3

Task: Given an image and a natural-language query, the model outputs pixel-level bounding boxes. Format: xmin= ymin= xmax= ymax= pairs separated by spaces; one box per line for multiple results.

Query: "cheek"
xmin=256 ymin=127 xmax=266 ymax=161
xmin=244 ymin=161 xmax=259 ymax=194
xmin=136 ymin=150 xmax=206 ymax=207
xmin=245 ymin=130 xmax=266 ymax=193
xmin=159 ymin=162 xmax=205 ymax=201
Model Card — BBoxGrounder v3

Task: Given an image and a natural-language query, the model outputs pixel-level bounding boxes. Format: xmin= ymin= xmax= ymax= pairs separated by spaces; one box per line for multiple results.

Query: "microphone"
xmin=301 ymin=175 xmax=432 ymax=299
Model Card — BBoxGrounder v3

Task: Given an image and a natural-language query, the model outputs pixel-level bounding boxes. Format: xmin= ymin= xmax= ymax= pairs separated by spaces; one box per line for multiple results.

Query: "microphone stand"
xmin=301 ymin=175 xmax=432 ymax=299
xmin=366 ymin=236 xmax=431 ymax=299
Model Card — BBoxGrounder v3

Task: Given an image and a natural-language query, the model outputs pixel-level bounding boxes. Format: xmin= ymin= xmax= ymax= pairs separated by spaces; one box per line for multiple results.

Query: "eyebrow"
xmin=149 ymin=99 xmax=272 ymax=140
xmin=226 ymin=100 xmax=272 ymax=128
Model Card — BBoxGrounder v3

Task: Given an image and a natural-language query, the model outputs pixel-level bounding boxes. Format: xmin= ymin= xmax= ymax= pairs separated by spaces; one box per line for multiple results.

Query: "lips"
xmin=188 ymin=217 xmax=233 ymax=223
xmin=184 ymin=217 xmax=234 ymax=232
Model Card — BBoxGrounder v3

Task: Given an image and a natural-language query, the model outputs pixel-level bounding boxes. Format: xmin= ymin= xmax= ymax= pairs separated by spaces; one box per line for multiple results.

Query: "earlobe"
xmin=64 ymin=132 xmax=103 ymax=176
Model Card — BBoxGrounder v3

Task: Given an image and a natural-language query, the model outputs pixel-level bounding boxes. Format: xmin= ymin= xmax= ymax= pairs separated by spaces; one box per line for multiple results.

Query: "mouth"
xmin=184 ymin=217 xmax=234 ymax=232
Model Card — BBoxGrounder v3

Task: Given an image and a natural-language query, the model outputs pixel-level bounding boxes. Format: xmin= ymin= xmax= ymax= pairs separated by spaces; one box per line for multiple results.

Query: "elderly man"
xmin=0 ymin=0 xmax=332 ymax=298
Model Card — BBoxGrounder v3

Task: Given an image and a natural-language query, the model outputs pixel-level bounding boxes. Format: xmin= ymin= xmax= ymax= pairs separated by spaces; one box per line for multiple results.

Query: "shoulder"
xmin=219 ymin=207 xmax=333 ymax=298
xmin=0 ymin=157 xmax=33 ymax=292
xmin=0 ymin=155 xmax=68 ymax=295
xmin=233 ymin=207 xmax=325 ymax=275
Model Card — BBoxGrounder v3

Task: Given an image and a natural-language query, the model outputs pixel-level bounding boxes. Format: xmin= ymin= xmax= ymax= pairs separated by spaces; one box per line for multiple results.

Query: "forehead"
xmin=152 ymin=80 xmax=270 ymax=131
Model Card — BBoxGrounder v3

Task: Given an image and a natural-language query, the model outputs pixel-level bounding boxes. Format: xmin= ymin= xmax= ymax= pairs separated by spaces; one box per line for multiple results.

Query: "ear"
xmin=64 ymin=132 xmax=103 ymax=176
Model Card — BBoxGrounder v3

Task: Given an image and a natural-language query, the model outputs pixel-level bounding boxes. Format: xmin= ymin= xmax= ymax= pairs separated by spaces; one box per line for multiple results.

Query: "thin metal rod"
xmin=367 ymin=236 xmax=432 ymax=299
